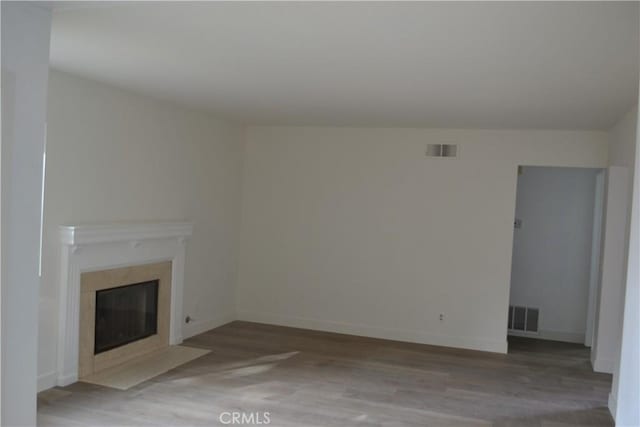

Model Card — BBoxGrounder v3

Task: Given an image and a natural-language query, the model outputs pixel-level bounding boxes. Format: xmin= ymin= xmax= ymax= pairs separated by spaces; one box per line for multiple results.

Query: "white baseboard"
xmin=182 ymin=312 xmax=236 ymax=339
xmin=608 ymin=391 xmax=617 ymax=421
xmin=38 ymin=371 xmax=58 ymax=392
xmin=508 ymin=329 xmax=585 ymax=344
xmin=539 ymin=329 xmax=585 ymax=344
xmin=237 ymin=310 xmax=507 ymax=354
xmin=593 ymin=356 xmax=615 ymax=374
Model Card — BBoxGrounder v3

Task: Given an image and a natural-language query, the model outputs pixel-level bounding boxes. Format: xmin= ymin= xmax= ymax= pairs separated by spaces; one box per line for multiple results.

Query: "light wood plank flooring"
xmin=38 ymin=321 xmax=613 ymax=426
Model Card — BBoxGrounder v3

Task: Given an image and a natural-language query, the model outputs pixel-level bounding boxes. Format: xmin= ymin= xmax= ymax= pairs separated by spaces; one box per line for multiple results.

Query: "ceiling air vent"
xmin=426 ymin=144 xmax=458 ymax=158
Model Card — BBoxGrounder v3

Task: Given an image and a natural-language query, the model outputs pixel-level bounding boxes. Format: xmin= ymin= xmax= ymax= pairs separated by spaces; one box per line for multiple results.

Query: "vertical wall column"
xmin=611 ymin=86 xmax=640 ymax=426
xmin=591 ymin=167 xmax=631 ymax=373
xmin=1 ymin=3 xmax=52 ymax=425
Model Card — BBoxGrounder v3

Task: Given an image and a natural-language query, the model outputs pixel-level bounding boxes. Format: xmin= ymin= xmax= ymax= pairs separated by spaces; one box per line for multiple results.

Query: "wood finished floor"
xmin=38 ymin=321 xmax=613 ymax=427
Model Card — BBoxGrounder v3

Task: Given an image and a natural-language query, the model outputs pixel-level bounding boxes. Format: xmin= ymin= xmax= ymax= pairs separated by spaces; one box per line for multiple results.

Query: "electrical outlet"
xmin=439 ymin=313 xmax=444 ymax=321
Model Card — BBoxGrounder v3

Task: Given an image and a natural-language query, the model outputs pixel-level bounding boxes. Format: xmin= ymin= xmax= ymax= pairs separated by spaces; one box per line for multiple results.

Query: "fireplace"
xmin=56 ymin=222 xmax=192 ymax=387
xmin=95 ymin=280 xmax=159 ymax=354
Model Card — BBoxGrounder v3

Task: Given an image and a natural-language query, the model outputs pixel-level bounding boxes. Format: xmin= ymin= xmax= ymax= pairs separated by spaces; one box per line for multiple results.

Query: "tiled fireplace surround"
xmin=57 ymin=222 xmax=193 ymax=386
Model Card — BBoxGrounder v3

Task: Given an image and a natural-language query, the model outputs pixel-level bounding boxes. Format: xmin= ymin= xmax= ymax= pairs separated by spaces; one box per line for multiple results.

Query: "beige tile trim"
xmin=79 ymin=261 xmax=172 ymax=378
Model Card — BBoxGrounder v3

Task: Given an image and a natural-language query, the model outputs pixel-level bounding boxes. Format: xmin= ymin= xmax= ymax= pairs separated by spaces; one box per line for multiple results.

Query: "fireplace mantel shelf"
xmin=60 ymin=222 xmax=193 ymax=246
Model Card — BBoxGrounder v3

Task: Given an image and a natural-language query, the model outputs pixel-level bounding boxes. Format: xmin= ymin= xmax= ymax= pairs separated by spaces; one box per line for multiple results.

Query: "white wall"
xmin=509 ymin=166 xmax=600 ymax=343
xmin=593 ymin=167 xmax=631 ymax=374
xmin=38 ymin=71 xmax=245 ymax=390
xmin=613 ymin=99 xmax=639 ymax=427
xmin=610 ymin=101 xmax=639 ymax=424
xmin=608 ymin=107 xmax=638 ymax=284
xmin=608 ymin=107 xmax=638 ymax=170
xmin=237 ymin=127 xmax=608 ymax=353
xmin=591 ymin=106 xmax=637 ymax=377
xmin=1 ymin=3 xmax=52 ymax=424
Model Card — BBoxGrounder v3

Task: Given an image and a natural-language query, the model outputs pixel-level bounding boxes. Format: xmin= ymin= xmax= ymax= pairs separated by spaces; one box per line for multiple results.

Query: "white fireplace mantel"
xmin=57 ymin=222 xmax=193 ymax=386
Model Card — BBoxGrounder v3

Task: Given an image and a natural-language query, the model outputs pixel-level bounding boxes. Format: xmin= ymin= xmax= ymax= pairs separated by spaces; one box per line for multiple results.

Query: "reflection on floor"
xmin=38 ymin=321 xmax=613 ymax=426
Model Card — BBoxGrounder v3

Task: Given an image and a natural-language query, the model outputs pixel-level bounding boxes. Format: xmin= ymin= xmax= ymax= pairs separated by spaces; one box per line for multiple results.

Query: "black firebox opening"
xmin=94 ymin=280 xmax=159 ymax=354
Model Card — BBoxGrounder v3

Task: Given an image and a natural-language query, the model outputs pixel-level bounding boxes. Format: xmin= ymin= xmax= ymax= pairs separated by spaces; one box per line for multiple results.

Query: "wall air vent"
xmin=426 ymin=144 xmax=458 ymax=158
xmin=508 ymin=305 xmax=539 ymax=333
xmin=426 ymin=144 xmax=442 ymax=157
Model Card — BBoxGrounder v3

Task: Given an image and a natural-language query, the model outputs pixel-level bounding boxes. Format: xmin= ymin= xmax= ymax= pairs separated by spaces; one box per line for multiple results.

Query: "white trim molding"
xmin=592 ymin=357 xmax=616 ymax=374
xmin=608 ymin=391 xmax=618 ymax=421
xmin=56 ymin=222 xmax=193 ymax=386
xmin=508 ymin=329 xmax=585 ymax=344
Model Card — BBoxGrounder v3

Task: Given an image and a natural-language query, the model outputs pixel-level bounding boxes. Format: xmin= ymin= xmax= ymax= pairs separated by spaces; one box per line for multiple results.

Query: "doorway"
xmin=508 ymin=166 xmax=605 ymax=346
